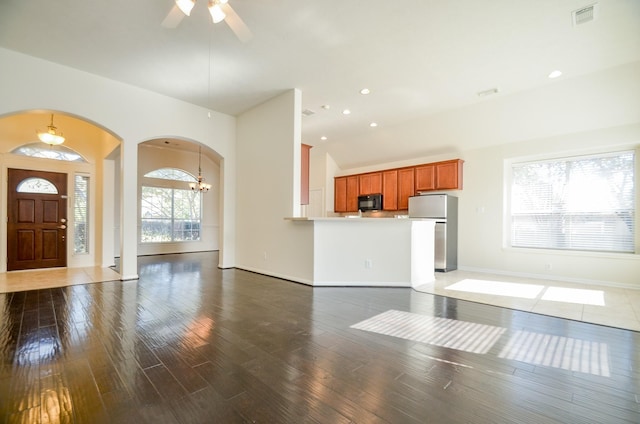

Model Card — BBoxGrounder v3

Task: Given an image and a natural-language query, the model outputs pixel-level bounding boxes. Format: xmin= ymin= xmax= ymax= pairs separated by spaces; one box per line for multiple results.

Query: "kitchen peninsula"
xmin=285 ymin=217 xmax=435 ymax=287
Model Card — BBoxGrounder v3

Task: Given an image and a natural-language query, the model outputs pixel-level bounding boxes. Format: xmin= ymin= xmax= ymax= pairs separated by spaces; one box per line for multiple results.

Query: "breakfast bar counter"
xmin=285 ymin=217 xmax=435 ymax=287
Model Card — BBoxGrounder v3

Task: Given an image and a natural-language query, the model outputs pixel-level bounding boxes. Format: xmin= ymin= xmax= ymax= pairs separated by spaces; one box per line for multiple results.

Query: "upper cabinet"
xmin=334 ymin=159 xmax=463 ymax=212
xmin=397 ymin=167 xmax=415 ymax=210
xmin=300 ymin=144 xmax=312 ymax=205
xmin=414 ymin=164 xmax=435 ymax=192
xmin=434 ymin=159 xmax=463 ymax=190
xmin=358 ymin=172 xmax=382 ymax=195
xmin=335 ymin=175 xmax=360 ymax=212
xmin=382 ymin=170 xmax=398 ymax=210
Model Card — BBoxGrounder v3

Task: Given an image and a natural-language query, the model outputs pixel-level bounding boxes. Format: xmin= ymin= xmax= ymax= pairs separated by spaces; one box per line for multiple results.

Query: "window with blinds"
xmin=510 ymin=150 xmax=635 ymax=253
xmin=74 ymin=175 xmax=89 ymax=254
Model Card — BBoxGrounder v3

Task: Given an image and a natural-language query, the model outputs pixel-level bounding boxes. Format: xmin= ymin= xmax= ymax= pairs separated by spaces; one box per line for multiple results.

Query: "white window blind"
xmin=510 ymin=150 xmax=635 ymax=253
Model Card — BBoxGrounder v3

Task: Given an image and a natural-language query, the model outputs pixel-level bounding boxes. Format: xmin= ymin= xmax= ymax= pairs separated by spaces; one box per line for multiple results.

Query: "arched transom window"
xmin=11 ymin=143 xmax=87 ymax=162
xmin=17 ymin=177 xmax=58 ymax=194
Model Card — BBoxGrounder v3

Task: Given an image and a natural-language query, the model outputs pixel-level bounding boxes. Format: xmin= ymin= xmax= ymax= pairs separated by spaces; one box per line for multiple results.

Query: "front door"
xmin=7 ymin=169 xmax=68 ymax=271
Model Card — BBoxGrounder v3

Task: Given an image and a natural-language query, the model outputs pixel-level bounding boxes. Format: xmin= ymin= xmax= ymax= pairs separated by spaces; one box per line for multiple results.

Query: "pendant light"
xmin=190 ymin=146 xmax=212 ymax=192
xmin=37 ymin=114 xmax=65 ymax=146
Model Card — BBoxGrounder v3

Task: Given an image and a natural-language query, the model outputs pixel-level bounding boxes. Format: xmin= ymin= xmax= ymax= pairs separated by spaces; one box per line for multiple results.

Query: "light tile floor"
xmin=415 ymin=270 xmax=640 ymax=332
xmin=1 ymin=266 xmax=638 ymax=332
xmin=0 ymin=266 xmax=121 ymax=293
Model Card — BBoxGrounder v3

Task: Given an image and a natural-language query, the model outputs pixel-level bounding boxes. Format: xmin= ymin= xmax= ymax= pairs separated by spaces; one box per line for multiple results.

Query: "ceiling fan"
xmin=162 ymin=0 xmax=252 ymax=42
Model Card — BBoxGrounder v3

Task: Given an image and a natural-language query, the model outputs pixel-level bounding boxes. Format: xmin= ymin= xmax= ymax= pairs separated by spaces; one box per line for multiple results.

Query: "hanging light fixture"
xmin=37 ymin=114 xmax=65 ymax=146
xmin=190 ymin=146 xmax=212 ymax=192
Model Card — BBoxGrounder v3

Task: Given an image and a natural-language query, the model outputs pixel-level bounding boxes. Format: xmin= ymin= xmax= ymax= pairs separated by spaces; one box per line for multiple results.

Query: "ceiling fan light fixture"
xmin=208 ymin=1 xmax=226 ymax=23
xmin=37 ymin=114 xmax=65 ymax=146
xmin=176 ymin=0 xmax=196 ymax=16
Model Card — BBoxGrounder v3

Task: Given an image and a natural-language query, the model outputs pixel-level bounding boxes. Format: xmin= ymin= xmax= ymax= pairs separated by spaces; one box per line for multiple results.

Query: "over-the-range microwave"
xmin=358 ymin=194 xmax=383 ymax=211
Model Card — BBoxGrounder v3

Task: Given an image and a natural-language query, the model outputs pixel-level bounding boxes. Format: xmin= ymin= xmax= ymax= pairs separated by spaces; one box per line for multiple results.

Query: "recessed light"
xmin=369 ymin=122 xmax=378 ymax=127
xmin=548 ymin=70 xmax=562 ymax=79
xmin=320 ymin=136 xmax=327 ymax=141
xmin=360 ymin=88 xmax=371 ymax=95
xmin=342 ymin=109 xmax=351 ymax=115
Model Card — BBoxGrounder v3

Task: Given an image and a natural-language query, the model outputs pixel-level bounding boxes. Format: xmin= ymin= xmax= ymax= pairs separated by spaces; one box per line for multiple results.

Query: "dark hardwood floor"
xmin=1 ymin=252 xmax=639 ymax=423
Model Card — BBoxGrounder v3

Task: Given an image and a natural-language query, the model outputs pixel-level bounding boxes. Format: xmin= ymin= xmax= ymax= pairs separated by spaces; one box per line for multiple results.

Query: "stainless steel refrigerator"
xmin=408 ymin=194 xmax=458 ymax=272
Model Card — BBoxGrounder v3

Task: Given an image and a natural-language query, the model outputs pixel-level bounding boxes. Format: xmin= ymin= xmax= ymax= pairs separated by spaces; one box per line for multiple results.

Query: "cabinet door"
xmin=359 ymin=172 xmax=382 ymax=195
xmin=346 ymin=176 xmax=359 ymax=212
xmin=382 ymin=170 xmax=398 ymax=211
xmin=301 ymin=144 xmax=312 ymax=205
xmin=398 ymin=168 xmax=415 ymax=210
xmin=415 ymin=165 xmax=435 ymax=191
xmin=435 ymin=159 xmax=463 ymax=190
xmin=334 ymin=177 xmax=347 ymax=212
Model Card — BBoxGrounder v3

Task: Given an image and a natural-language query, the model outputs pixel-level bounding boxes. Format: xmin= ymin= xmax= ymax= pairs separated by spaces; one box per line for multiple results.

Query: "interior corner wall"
xmin=235 ymin=89 xmax=314 ymax=283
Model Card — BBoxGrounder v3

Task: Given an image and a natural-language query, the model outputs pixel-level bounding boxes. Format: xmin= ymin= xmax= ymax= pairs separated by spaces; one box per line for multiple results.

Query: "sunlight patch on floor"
xmin=498 ymin=330 xmax=610 ymax=377
xmin=351 ymin=309 xmax=506 ymax=354
xmin=542 ymin=287 xmax=605 ymax=306
xmin=445 ymin=279 xmax=545 ymax=299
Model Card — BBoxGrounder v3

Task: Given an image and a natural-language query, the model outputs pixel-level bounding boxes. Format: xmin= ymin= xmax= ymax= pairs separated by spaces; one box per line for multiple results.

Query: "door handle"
xmin=58 ymin=225 xmax=66 ymax=230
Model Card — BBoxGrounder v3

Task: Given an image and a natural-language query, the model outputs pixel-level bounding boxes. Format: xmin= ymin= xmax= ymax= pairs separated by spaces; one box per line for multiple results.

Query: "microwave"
xmin=358 ymin=194 xmax=383 ymax=211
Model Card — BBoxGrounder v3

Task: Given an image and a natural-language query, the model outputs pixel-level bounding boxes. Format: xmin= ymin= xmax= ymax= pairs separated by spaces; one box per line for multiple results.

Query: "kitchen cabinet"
xmin=358 ymin=172 xmax=382 ymax=195
xmin=398 ymin=167 xmax=415 ymax=210
xmin=382 ymin=170 xmax=398 ymax=210
xmin=415 ymin=159 xmax=464 ymax=192
xmin=346 ymin=175 xmax=359 ymax=211
xmin=334 ymin=175 xmax=359 ymax=212
xmin=334 ymin=177 xmax=347 ymax=212
xmin=415 ymin=164 xmax=435 ymax=191
xmin=435 ymin=159 xmax=463 ymax=190
xmin=300 ymin=144 xmax=312 ymax=205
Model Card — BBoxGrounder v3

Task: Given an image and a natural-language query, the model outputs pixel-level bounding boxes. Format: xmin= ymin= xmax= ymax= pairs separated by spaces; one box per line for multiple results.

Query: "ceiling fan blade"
xmin=221 ymin=3 xmax=253 ymax=42
xmin=161 ymin=4 xmax=186 ymax=29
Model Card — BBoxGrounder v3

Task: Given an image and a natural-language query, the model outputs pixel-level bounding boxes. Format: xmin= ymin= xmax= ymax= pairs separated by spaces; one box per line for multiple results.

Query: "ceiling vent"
xmin=572 ymin=3 xmax=599 ymax=26
xmin=302 ymin=109 xmax=315 ymax=117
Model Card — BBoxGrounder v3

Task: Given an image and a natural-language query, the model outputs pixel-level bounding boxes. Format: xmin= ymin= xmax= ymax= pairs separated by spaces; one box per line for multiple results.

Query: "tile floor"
xmin=416 ymin=269 xmax=640 ymax=332
xmin=0 ymin=264 xmax=638 ymax=332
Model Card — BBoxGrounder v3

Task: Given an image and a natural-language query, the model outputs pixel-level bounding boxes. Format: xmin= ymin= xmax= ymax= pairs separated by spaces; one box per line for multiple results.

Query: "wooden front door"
xmin=7 ymin=169 xmax=68 ymax=271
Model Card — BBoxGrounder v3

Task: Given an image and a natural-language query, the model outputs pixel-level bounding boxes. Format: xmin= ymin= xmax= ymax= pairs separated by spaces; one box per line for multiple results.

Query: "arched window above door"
xmin=144 ymin=168 xmax=197 ymax=182
xmin=11 ymin=142 xmax=87 ymax=163
xmin=16 ymin=177 xmax=59 ymax=194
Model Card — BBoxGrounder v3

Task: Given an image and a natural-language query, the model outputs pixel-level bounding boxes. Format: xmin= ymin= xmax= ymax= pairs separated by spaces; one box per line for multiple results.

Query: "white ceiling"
xmin=0 ymin=0 xmax=638 ymax=168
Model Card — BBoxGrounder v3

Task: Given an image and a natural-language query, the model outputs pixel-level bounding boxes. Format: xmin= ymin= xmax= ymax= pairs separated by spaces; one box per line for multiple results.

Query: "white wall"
xmin=0 ymin=47 xmax=237 ymax=276
xmin=235 ymin=89 xmax=314 ymax=283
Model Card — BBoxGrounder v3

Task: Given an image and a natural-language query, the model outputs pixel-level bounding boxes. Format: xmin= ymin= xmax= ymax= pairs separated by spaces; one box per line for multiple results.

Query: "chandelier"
xmin=37 ymin=114 xmax=65 ymax=145
xmin=190 ymin=146 xmax=212 ymax=192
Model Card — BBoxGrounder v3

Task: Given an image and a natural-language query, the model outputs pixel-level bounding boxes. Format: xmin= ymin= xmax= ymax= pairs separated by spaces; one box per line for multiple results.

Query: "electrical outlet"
xmin=544 ymin=263 xmax=552 ymax=271
xmin=365 ymin=259 xmax=372 ymax=269
xmin=263 ymin=251 xmax=267 ymax=261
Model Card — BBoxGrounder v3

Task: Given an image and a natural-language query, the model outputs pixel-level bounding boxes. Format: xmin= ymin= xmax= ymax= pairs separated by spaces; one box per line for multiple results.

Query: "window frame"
xmin=140 ymin=168 xmax=202 ymax=244
xmin=504 ymin=146 xmax=638 ymax=256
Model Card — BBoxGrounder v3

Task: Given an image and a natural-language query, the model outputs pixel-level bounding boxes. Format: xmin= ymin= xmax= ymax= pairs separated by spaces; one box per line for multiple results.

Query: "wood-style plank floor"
xmin=1 ymin=252 xmax=639 ymax=423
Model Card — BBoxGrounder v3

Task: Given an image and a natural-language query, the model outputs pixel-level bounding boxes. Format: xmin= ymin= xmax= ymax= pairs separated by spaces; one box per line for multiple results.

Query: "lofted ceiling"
xmin=0 ymin=0 xmax=638 ymax=169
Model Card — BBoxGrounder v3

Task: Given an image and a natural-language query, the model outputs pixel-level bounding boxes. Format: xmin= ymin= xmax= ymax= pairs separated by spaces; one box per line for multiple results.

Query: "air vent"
xmin=572 ymin=3 xmax=599 ymax=26
xmin=477 ymin=87 xmax=499 ymax=98
xmin=302 ymin=109 xmax=315 ymax=117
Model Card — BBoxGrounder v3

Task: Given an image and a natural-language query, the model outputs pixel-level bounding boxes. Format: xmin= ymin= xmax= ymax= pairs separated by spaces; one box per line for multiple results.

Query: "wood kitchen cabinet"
xmin=415 ymin=159 xmax=464 ymax=191
xmin=435 ymin=159 xmax=463 ymax=190
xmin=300 ymin=144 xmax=312 ymax=205
xmin=334 ymin=175 xmax=359 ymax=212
xmin=382 ymin=170 xmax=398 ymax=210
xmin=358 ymin=172 xmax=382 ymax=195
xmin=398 ymin=167 xmax=415 ymax=210
xmin=415 ymin=164 xmax=435 ymax=192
